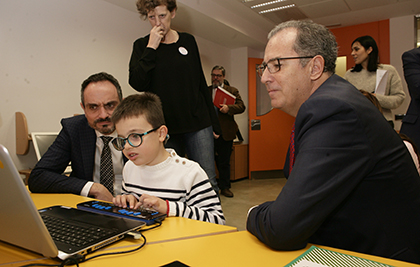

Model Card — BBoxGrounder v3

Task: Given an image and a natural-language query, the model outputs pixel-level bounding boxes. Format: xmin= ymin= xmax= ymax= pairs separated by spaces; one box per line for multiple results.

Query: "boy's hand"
xmin=113 ymin=194 xmax=139 ymax=209
xmin=138 ymin=194 xmax=167 ymax=214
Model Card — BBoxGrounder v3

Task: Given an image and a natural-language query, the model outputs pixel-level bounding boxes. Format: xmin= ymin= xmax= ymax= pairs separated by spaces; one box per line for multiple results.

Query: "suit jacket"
xmin=247 ymin=74 xmax=420 ymax=264
xmin=28 ymin=115 xmax=126 ymax=195
xmin=209 ymin=85 xmax=246 ymax=141
xmin=400 ymin=47 xmax=420 ymax=147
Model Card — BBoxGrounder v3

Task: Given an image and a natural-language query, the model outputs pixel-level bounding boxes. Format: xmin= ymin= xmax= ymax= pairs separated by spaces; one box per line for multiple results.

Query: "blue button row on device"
xmin=92 ymin=203 xmax=112 ymax=210
xmin=118 ymin=209 xmax=142 ymax=216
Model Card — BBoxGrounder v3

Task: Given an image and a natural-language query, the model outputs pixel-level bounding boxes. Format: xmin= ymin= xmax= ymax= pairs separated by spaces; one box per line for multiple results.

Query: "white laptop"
xmin=31 ymin=132 xmax=72 ymax=174
xmin=0 ymin=144 xmax=145 ymax=260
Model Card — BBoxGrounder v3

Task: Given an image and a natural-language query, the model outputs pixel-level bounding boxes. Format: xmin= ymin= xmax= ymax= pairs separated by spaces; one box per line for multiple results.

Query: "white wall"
xmin=231 ymin=47 xmax=249 ymax=143
xmin=0 ymin=0 xmax=139 ymax=170
xmin=194 ymin=35 xmax=231 ymax=84
xmin=390 ymin=15 xmax=417 ymax=130
xmin=0 ymin=0 xmax=252 ymax=172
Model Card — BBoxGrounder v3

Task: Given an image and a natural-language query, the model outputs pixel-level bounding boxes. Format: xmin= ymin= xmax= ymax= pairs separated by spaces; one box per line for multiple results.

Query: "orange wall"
xmin=330 ymin=20 xmax=390 ymax=70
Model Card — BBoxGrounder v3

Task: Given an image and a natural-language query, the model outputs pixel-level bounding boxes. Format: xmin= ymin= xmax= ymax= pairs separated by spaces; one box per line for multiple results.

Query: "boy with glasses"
xmin=111 ymin=93 xmax=225 ymax=225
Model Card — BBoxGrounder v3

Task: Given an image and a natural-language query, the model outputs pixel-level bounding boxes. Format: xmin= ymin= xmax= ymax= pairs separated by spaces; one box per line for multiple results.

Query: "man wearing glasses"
xmin=209 ymin=65 xmax=245 ymax=198
xmin=247 ymin=20 xmax=420 ymax=264
xmin=28 ymin=72 xmax=125 ymax=202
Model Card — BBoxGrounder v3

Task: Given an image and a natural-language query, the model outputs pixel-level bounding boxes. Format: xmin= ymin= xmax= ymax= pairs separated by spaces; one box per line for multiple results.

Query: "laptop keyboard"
xmin=41 ymin=214 xmax=116 ymax=247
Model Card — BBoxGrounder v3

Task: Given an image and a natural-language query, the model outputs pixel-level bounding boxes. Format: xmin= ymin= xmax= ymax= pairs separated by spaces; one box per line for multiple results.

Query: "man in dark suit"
xmin=28 ymin=72 xmax=124 ymax=202
xmin=209 ymin=66 xmax=245 ymax=197
xmin=246 ymin=20 xmax=420 ymax=264
xmin=399 ymin=47 xmax=420 ymax=148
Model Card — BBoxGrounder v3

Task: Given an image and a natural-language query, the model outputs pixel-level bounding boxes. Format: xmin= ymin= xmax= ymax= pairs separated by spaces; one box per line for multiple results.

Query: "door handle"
xmin=251 ymin=119 xmax=261 ymax=130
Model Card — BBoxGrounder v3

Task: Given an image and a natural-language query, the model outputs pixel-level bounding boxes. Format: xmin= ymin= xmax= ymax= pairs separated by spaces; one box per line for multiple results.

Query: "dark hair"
xmin=360 ymin=90 xmax=382 ymax=113
xmin=399 ymin=132 xmax=420 ymax=165
xmin=136 ymin=0 xmax=177 ymax=20
xmin=350 ymin=35 xmax=379 ymax=72
xmin=81 ymin=72 xmax=123 ymax=106
xmin=111 ymin=92 xmax=165 ymax=129
xmin=268 ymin=20 xmax=337 ymax=74
xmin=212 ymin=65 xmax=226 ymax=77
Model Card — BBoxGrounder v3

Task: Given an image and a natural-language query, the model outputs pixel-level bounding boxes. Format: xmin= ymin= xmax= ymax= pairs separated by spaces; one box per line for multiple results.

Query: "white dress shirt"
xmin=80 ymin=130 xmax=124 ymax=197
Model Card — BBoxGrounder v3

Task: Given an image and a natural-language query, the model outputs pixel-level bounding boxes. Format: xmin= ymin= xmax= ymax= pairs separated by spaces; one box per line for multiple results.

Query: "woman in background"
xmin=128 ymin=0 xmax=221 ymax=195
xmin=345 ymin=35 xmax=405 ymax=128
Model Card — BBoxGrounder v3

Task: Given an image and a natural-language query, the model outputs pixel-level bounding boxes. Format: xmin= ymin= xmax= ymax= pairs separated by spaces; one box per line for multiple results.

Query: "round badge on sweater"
xmin=179 ymin=47 xmax=188 ymax=55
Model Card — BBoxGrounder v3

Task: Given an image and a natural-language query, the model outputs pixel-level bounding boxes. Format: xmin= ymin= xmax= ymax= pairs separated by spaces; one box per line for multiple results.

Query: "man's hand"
xmin=219 ymin=104 xmax=229 ymax=114
xmin=88 ymin=183 xmax=113 ymax=202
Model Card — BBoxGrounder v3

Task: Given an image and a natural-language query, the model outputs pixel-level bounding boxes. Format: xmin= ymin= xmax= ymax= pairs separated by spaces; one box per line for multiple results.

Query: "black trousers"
xmin=214 ymin=136 xmax=233 ymax=190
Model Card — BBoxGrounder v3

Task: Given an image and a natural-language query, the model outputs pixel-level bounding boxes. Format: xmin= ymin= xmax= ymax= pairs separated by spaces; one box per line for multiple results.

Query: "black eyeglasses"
xmin=211 ymin=74 xmax=223 ymax=78
xmin=111 ymin=126 xmax=161 ymax=151
xmin=256 ymin=56 xmax=314 ymax=77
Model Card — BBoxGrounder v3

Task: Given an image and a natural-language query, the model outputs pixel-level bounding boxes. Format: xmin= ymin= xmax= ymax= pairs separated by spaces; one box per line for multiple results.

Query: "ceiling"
xmin=104 ymin=0 xmax=420 ymax=51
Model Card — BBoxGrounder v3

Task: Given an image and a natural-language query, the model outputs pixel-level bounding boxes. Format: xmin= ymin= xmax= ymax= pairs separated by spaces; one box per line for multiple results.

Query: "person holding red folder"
xmin=209 ymin=66 xmax=245 ymax=197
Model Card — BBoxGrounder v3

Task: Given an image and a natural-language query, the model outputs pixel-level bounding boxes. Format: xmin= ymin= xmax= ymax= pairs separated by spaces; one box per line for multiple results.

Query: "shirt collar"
xmin=95 ymin=130 xmax=117 ymax=138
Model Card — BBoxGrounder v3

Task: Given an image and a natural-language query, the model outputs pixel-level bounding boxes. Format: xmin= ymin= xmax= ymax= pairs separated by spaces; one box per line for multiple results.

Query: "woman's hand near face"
xmin=147 ymin=25 xmax=164 ymax=49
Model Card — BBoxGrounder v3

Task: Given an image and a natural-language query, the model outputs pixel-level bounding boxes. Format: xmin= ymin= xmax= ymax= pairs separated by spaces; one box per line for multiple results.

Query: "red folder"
xmin=213 ymin=87 xmax=236 ymax=107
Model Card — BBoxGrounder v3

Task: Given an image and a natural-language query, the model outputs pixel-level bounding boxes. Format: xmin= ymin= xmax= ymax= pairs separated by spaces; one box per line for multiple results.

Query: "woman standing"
xmin=344 ymin=35 xmax=405 ymax=128
xmin=128 ymin=0 xmax=220 ymax=194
